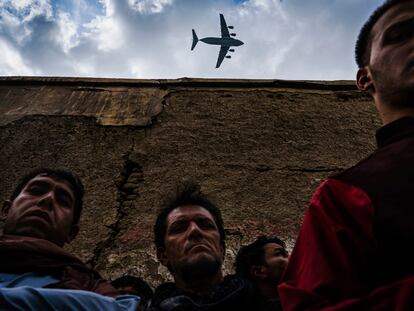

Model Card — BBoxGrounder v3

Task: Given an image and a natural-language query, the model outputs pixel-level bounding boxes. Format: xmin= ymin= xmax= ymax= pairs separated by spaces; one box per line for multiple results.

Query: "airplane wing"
xmin=216 ymin=45 xmax=230 ymax=68
xmin=219 ymin=14 xmax=230 ymax=38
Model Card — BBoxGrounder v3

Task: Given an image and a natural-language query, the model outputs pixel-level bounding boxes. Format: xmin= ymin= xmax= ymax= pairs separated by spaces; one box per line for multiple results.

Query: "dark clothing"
xmin=279 ymin=117 xmax=414 ymax=310
xmin=146 ymin=275 xmax=258 ymax=311
xmin=0 ymin=235 xmax=118 ymax=297
xmin=257 ymin=298 xmax=283 ymax=311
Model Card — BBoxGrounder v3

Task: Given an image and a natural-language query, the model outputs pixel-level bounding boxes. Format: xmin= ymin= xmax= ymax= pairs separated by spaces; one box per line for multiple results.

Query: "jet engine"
xmin=228 ymin=26 xmax=234 ymax=29
xmin=230 ymin=33 xmax=236 ymax=36
xmin=226 ymin=56 xmax=231 ymax=59
xmin=229 ymin=49 xmax=235 ymax=52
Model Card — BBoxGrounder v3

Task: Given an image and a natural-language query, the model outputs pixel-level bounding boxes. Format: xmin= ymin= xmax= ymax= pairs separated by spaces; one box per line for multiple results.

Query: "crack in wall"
xmin=286 ymin=166 xmax=343 ymax=172
xmin=88 ymin=158 xmax=144 ymax=269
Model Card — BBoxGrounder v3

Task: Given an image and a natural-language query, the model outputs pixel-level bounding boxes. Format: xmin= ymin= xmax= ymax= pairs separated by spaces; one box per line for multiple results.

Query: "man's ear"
xmin=250 ymin=265 xmax=266 ymax=280
xmin=157 ymin=247 xmax=169 ymax=267
xmin=356 ymin=67 xmax=375 ymax=93
xmin=1 ymin=201 xmax=11 ymax=222
xmin=66 ymin=224 xmax=79 ymax=243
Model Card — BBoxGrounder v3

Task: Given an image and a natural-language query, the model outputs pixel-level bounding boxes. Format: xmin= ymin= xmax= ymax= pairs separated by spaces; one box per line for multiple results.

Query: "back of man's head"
xmin=111 ymin=275 xmax=153 ymax=300
xmin=355 ymin=0 xmax=410 ymax=68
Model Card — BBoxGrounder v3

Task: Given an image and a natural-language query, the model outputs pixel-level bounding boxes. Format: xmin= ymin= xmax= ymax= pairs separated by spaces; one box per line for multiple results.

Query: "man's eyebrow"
xmin=170 ymin=218 xmax=186 ymax=224
xmin=168 ymin=218 xmax=187 ymax=227
xmin=26 ymin=180 xmax=74 ymax=199
xmin=26 ymin=180 xmax=49 ymax=188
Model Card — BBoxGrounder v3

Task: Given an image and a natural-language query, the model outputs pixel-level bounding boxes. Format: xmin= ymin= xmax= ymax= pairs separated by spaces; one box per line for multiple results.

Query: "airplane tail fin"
xmin=191 ymin=29 xmax=198 ymax=51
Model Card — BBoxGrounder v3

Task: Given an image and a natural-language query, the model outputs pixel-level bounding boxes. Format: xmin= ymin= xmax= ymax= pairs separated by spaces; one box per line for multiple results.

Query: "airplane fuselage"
xmin=191 ymin=13 xmax=244 ymax=68
xmin=200 ymin=37 xmax=244 ymax=47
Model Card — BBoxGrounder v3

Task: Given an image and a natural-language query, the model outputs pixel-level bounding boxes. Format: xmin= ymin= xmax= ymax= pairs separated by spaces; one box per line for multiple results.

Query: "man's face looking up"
xmin=157 ymin=205 xmax=224 ymax=282
xmin=261 ymin=242 xmax=288 ymax=284
xmin=360 ymin=2 xmax=414 ymax=107
xmin=1 ymin=174 xmax=79 ymax=247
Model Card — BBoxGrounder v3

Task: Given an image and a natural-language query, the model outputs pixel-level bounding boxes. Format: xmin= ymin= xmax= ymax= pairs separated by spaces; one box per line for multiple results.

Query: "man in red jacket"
xmin=279 ymin=0 xmax=414 ymax=310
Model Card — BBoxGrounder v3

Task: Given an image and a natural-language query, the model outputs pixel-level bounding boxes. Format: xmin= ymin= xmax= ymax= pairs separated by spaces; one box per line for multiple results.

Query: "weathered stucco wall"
xmin=0 ymin=77 xmax=380 ymax=285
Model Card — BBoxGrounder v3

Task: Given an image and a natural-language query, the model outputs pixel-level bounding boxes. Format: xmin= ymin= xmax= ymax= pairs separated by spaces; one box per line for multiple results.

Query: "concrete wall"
xmin=0 ymin=77 xmax=380 ymax=285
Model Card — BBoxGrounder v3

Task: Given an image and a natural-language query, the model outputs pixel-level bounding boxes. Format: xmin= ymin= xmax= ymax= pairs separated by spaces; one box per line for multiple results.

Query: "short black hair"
xmin=9 ymin=168 xmax=84 ymax=225
xmin=355 ymin=0 xmax=409 ymax=68
xmin=111 ymin=275 xmax=153 ymax=300
xmin=154 ymin=180 xmax=225 ymax=249
xmin=235 ymin=235 xmax=286 ymax=280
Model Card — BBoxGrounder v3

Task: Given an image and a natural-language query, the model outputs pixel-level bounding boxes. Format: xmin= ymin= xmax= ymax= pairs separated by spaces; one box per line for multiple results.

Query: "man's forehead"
xmin=167 ymin=205 xmax=215 ymax=223
xmin=25 ymin=174 xmax=74 ymax=193
xmin=372 ymin=2 xmax=414 ymax=41
xmin=264 ymin=242 xmax=285 ymax=251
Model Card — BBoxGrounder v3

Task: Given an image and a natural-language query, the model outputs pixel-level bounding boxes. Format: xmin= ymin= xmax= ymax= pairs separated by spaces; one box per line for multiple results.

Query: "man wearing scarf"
xmin=146 ymin=181 xmax=257 ymax=311
xmin=0 ymin=168 xmax=140 ymax=310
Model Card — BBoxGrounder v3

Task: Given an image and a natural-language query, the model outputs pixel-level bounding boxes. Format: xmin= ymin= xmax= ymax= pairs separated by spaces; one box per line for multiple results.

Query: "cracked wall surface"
xmin=0 ymin=77 xmax=380 ymax=286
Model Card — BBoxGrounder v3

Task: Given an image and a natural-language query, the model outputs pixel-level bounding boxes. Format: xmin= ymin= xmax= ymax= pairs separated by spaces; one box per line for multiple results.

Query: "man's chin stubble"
xmin=371 ymin=68 xmax=414 ymax=108
xmin=176 ymin=255 xmax=222 ymax=283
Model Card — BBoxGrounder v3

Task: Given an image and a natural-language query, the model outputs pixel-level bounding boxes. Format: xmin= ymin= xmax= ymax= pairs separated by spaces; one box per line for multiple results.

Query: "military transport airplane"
xmin=191 ymin=13 xmax=244 ymax=68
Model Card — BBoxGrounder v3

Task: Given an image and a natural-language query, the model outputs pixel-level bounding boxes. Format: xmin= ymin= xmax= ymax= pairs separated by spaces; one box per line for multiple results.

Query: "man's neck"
xmin=380 ymin=110 xmax=414 ymax=125
xmin=376 ymin=98 xmax=414 ymax=125
xmin=174 ymin=271 xmax=223 ymax=296
xmin=257 ymin=281 xmax=279 ymax=300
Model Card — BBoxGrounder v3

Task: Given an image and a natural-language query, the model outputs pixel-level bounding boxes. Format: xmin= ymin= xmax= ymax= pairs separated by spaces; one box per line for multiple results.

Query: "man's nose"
xmin=37 ymin=191 xmax=55 ymax=209
xmin=187 ymin=222 xmax=203 ymax=238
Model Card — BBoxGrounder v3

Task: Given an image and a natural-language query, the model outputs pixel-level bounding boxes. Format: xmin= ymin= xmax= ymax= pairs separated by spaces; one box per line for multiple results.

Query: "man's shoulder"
xmin=148 ymin=276 xmax=257 ymax=311
xmin=0 ymin=235 xmax=118 ymax=296
xmin=329 ymin=151 xmax=375 ymax=185
xmin=329 ymin=132 xmax=414 ymax=199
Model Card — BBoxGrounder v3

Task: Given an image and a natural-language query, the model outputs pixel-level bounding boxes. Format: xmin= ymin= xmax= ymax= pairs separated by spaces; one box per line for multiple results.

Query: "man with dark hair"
xmin=235 ymin=236 xmax=288 ymax=311
xmin=3 ymin=168 xmax=84 ymax=247
xmin=0 ymin=168 xmax=140 ymax=310
xmin=147 ymin=181 xmax=256 ymax=311
xmin=279 ymin=0 xmax=414 ymax=310
xmin=112 ymin=275 xmax=153 ymax=310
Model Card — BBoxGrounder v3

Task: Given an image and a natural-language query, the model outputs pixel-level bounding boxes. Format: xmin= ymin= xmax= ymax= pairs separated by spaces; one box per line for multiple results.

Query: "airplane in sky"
xmin=191 ymin=14 xmax=244 ymax=68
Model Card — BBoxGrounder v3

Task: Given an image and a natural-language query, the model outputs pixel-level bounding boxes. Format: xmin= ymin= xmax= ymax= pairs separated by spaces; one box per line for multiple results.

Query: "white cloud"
xmin=0 ymin=8 xmax=29 ymax=45
xmin=56 ymin=10 xmax=79 ymax=53
xmin=0 ymin=38 xmax=34 ymax=75
xmin=98 ymin=0 xmax=115 ymax=16
xmin=83 ymin=14 xmax=124 ymax=52
xmin=1 ymin=0 xmax=53 ymax=21
xmin=128 ymin=0 xmax=174 ymax=14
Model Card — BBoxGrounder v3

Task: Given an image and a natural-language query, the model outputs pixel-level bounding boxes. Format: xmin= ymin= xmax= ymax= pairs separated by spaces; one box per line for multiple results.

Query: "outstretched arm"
xmin=0 ymin=286 xmax=140 ymax=311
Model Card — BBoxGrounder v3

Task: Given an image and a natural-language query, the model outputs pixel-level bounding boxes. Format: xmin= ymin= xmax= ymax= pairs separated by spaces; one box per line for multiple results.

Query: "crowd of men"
xmin=1 ymin=0 xmax=413 ymax=309
xmin=0 ymin=171 xmax=287 ymax=310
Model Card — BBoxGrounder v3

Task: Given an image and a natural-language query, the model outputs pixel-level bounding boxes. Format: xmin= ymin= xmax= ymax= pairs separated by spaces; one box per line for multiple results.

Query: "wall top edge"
xmin=0 ymin=76 xmax=357 ymax=91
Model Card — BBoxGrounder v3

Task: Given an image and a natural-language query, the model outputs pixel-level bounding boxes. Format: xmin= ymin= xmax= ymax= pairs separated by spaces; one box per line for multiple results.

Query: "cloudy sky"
xmin=0 ymin=0 xmax=384 ymax=80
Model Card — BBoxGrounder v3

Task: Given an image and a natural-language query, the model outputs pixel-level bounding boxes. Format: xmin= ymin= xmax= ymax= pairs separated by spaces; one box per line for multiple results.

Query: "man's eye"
xmin=58 ymin=196 xmax=70 ymax=207
xmin=56 ymin=190 xmax=72 ymax=207
xmin=275 ymin=250 xmax=288 ymax=257
xmin=169 ymin=223 xmax=187 ymax=234
xmin=197 ymin=219 xmax=216 ymax=229
xmin=27 ymin=186 xmax=43 ymax=195
xmin=386 ymin=26 xmax=413 ymax=44
xmin=389 ymin=31 xmax=408 ymax=42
